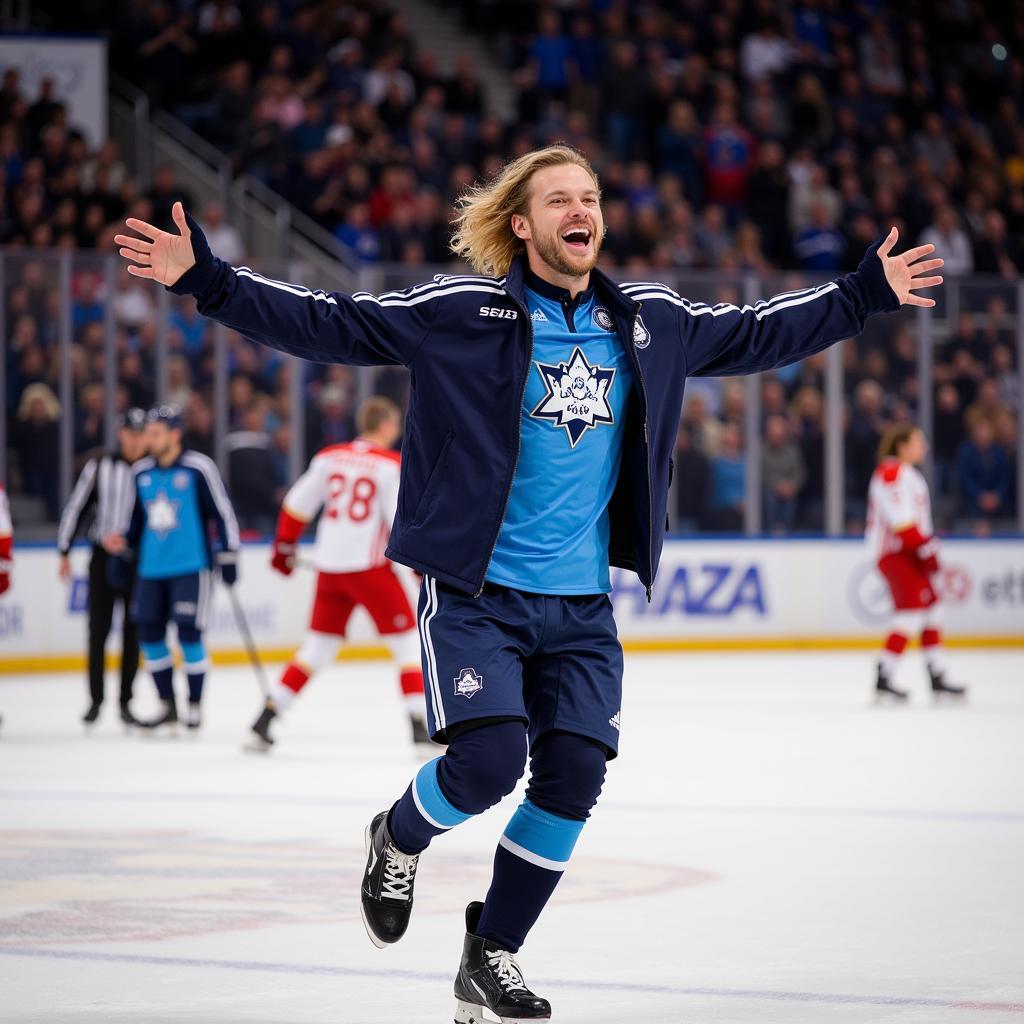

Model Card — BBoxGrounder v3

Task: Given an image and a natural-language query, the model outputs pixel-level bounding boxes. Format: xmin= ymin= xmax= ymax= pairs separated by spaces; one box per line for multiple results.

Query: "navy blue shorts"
xmin=417 ymin=577 xmax=623 ymax=756
xmin=131 ymin=570 xmax=213 ymax=632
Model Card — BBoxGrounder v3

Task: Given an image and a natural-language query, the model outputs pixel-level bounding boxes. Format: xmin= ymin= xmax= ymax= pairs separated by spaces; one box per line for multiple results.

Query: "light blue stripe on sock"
xmin=412 ymin=757 xmax=473 ymax=830
xmin=180 ymin=640 xmax=206 ymax=667
xmin=501 ymin=799 xmax=585 ymax=867
xmin=141 ymin=640 xmax=171 ymax=662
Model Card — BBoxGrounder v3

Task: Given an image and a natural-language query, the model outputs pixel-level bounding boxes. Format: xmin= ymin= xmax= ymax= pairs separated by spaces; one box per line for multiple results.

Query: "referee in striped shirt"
xmin=58 ymin=409 xmax=149 ymax=727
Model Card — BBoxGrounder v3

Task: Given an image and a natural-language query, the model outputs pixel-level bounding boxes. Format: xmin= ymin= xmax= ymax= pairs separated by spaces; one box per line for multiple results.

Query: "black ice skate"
xmin=82 ymin=702 xmax=101 ymax=727
xmin=140 ymin=698 xmax=178 ymax=733
xmin=874 ymin=664 xmax=908 ymax=703
xmin=453 ymin=902 xmax=551 ymax=1024
xmin=245 ymin=702 xmax=277 ymax=751
xmin=409 ymin=713 xmax=431 ymax=747
xmin=185 ymin=702 xmax=202 ymax=731
xmin=119 ymin=704 xmax=139 ymax=730
xmin=360 ymin=810 xmax=420 ymax=948
xmin=928 ymin=667 xmax=967 ymax=701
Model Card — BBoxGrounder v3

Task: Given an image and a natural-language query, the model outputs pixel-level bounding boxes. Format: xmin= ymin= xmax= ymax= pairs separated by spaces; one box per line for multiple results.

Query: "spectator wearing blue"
xmin=335 ymin=202 xmax=380 ymax=262
xmin=794 ymin=202 xmax=846 ymax=272
xmin=529 ymin=11 xmax=572 ymax=98
xmin=956 ymin=418 xmax=1011 ymax=520
xmin=709 ymin=424 xmax=746 ymax=532
xmin=657 ymin=100 xmax=703 ymax=206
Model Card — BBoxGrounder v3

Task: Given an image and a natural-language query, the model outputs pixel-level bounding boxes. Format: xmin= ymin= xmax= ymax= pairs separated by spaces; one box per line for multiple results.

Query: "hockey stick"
xmin=226 ymin=586 xmax=272 ymax=700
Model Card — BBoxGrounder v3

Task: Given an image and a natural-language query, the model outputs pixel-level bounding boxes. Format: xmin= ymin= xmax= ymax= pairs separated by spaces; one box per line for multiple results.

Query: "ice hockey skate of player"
xmin=116 ymin=144 xmax=942 ymax=1023
xmin=866 ymin=423 xmax=966 ymax=703
xmin=248 ymin=396 xmax=428 ymax=751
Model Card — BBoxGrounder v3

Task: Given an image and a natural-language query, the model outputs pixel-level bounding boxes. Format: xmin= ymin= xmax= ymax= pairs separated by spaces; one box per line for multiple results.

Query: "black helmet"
xmin=117 ymin=407 xmax=147 ymax=432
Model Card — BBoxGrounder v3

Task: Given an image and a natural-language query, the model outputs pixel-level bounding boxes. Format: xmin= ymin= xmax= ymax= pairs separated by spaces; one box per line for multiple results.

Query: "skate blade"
xmin=242 ymin=735 xmax=273 ymax=754
xmin=454 ymin=999 xmax=549 ymax=1024
xmin=933 ymin=690 xmax=967 ymax=703
xmin=140 ymin=723 xmax=181 ymax=738
xmin=873 ymin=691 xmax=908 ymax=705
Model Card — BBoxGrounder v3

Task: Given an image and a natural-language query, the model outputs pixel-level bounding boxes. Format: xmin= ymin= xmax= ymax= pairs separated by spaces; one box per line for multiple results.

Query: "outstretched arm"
xmin=115 ymin=203 xmax=435 ymax=368
xmin=673 ymin=229 xmax=943 ymax=378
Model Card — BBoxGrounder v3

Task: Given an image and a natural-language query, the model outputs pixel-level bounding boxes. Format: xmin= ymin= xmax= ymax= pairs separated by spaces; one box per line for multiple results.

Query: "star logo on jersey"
xmin=454 ymin=667 xmax=484 ymax=699
xmin=530 ymin=346 xmax=616 ymax=448
xmin=146 ymin=490 xmax=181 ymax=537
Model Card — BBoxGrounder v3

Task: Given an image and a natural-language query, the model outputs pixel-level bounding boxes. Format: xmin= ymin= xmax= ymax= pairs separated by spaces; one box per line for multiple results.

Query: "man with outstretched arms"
xmin=107 ymin=405 xmax=240 ymax=733
xmin=116 ymin=144 xmax=942 ymax=1023
xmin=249 ymin=395 xmax=428 ymax=751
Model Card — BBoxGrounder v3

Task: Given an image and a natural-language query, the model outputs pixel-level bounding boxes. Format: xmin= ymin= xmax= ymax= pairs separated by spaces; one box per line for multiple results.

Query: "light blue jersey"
xmin=486 ymin=271 xmax=634 ymax=595
xmin=129 ymin=451 xmax=239 ymax=579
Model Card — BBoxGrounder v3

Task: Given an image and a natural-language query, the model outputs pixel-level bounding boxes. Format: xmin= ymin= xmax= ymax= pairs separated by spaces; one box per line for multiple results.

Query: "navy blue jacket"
xmin=171 ymin=219 xmax=899 ymax=596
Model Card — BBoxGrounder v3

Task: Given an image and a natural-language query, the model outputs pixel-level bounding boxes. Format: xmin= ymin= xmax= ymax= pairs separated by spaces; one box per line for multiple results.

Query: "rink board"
xmin=0 ymin=539 xmax=1022 ymax=671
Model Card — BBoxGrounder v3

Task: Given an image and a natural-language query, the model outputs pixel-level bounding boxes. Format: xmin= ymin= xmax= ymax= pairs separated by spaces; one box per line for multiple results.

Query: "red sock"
xmin=400 ymin=668 xmax=424 ymax=697
xmin=281 ymin=661 xmax=312 ymax=694
xmin=921 ymin=627 xmax=941 ymax=650
xmin=884 ymin=632 xmax=908 ymax=655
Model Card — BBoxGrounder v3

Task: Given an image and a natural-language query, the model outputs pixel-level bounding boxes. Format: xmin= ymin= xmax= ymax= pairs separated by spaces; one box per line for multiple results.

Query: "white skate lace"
xmin=486 ymin=949 xmax=527 ymax=992
xmin=380 ymin=844 xmax=418 ymax=901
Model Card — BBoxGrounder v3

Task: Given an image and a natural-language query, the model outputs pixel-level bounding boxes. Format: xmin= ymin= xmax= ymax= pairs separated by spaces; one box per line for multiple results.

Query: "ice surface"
xmin=1 ymin=651 xmax=1022 ymax=1023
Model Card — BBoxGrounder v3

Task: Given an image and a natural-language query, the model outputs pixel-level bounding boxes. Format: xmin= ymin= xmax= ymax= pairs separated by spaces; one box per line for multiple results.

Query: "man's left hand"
xmin=877 ymin=227 xmax=944 ymax=307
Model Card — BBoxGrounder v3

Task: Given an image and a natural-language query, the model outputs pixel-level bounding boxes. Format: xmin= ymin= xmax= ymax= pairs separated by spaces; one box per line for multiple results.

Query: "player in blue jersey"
xmin=116 ymin=146 xmax=942 ymax=1022
xmin=107 ymin=405 xmax=240 ymax=732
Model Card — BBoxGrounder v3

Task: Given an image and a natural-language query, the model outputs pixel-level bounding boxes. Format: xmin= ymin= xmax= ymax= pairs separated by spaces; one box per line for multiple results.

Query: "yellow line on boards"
xmin=1 ymin=636 xmax=1022 ymax=674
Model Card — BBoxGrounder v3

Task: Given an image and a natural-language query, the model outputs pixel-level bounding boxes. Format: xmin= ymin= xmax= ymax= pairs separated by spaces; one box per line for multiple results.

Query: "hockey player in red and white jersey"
xmin=0 ymin=482 xmax=11 ymax=734
xmin=248 ymin=397 xmax=428 ymax=749
xmin=0 ymin=483 xmax=11 ymax=598
xmin=865 ymin=424 xmax=966 ymax=702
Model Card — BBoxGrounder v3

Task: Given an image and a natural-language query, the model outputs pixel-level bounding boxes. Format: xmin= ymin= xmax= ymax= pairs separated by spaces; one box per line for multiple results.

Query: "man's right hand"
xmin=58 ymin=555 xmax=71 ymax=582
xmin=114 ymin=201 xmax=196 ymax=287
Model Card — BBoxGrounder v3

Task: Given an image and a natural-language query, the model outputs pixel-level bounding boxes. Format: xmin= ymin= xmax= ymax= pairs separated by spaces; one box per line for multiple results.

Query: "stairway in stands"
xmin=391 ymin=0 xmax=516 ymax=122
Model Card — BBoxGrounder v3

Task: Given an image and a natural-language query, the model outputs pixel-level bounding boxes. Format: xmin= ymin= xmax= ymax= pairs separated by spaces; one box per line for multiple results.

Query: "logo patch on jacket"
xmin=479 ymin=306 xmax=518 ymax=319
xmin=632 ymin=314 xmax=650 ymax=349
xmin=454 ymin=667 xmax=484 ymax=698
xmin=530 ymin=345 xmax=616 ymax=448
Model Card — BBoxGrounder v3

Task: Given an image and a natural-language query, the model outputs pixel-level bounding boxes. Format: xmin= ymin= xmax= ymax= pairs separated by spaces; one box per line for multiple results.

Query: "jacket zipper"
xmin=626 ymin=306 xmax=655 ymax=602
xmin=475 ymin=296 xmax=534 ymax=597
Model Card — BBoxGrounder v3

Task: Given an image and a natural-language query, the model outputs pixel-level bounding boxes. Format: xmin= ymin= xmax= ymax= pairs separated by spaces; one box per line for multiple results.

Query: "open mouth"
xmin=561 ymin=226 xmax=592 ymax=250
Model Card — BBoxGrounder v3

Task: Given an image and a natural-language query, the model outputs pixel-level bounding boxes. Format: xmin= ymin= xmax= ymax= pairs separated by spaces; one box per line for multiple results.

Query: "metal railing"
xmin=108 ymin=76 xmax=358 ymax=290
xmin=2 ymin=250 xmax=1022 ymax=540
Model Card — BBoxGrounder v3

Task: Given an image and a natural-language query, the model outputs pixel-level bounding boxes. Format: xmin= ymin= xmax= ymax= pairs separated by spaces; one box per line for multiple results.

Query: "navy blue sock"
xmin=475 ymin=799 xmax=583 ymax=952
xmin=476 ymin=731 xmax=607 ymax=952
xmin=388 ymin=721 xmax=527 ymax=855
xmin=180 ymin=639 xmax=208 ymax=704
xmin=388 ymin=756 xmax=472 ymax=854
xmin=140 ymin=640 xmax=174 ymax=701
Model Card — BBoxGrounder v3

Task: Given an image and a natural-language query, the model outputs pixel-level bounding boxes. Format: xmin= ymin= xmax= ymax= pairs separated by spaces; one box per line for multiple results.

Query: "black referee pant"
xmin=88 ymin=546 xmax=140 ymax=706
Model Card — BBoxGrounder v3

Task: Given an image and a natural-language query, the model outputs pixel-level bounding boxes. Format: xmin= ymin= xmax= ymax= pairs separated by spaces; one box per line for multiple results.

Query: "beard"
xmin=531 ymin=220 xmax=601 ymax=278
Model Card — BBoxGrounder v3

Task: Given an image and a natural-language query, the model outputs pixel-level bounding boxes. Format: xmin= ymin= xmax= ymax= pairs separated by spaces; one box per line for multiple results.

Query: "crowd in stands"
xmin=2 ymin=0 xmax=1022 ymax=535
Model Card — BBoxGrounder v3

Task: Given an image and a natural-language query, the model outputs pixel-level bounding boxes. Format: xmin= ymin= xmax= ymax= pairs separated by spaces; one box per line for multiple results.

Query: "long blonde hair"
xmin=449 ymin=145 xmax=600 ymax=276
